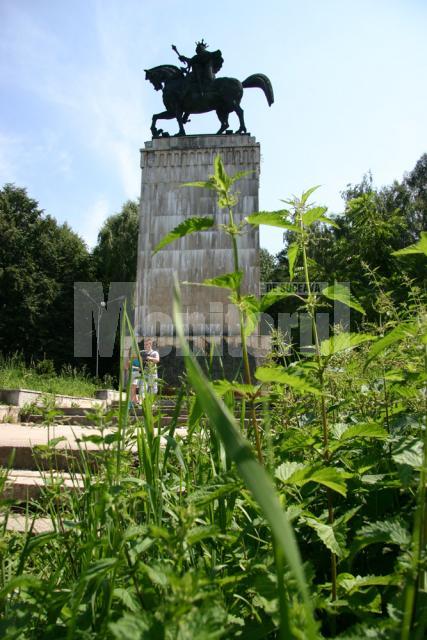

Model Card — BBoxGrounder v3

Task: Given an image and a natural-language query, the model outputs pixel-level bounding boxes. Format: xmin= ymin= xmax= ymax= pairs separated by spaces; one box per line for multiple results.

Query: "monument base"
xmin=152 ymin=334 xmax=270 ymax=389
xmin=135 ymin=134 xmax=264 ymax=384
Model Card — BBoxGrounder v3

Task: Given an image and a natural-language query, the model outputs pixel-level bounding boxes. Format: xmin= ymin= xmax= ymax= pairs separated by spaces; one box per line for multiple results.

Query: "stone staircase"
xmin=0 ymin=389 xmax=260 ymax=532
xmin=0 ymin=391 xmax=189 ymax=508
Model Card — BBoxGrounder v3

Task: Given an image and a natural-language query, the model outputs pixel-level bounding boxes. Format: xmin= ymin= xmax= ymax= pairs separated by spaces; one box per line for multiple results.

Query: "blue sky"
xmin=1 ymin=0 xmax=426 ymax=254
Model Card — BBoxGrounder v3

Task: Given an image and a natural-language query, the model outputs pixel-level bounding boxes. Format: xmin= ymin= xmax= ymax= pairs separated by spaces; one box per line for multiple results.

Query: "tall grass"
xmin=0 ymin=163 xmax=426 ymax=638
xmin=0 ymin=353 xmax=105 ymax=397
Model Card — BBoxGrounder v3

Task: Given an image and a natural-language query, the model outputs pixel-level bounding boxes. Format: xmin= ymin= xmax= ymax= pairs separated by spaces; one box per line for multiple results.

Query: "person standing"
xmin=141 ymin=338 xmax=160 ymax=396
xmin=124 ymin=347 xmax=142 ymax=408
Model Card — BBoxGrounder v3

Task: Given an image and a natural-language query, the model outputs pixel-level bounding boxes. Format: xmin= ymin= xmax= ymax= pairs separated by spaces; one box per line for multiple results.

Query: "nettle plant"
xmin=154 ymin=157 xmax=427 ymax=637
xmin=0 ymin=161 xmax=425 ymax=639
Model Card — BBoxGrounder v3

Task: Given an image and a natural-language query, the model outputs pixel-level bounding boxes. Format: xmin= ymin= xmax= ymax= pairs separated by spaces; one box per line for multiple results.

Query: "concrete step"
xmin=0 ymin=405 xmax=20 ymax=423
xmin=19 ymin=413 xmax=256 ymax=428
xmin=0 ymin=423 xmax=188 ymax=472
xmin=21 ymin=414 xmax=114 ymax=426
xmin=159 ymin=415 xmax=187 ymax=424
xmin=95 ymin=389 xmax=126 ymax=404
xmin=0 ymin=388 xmax=106 ymax=410
xmin=0 ymin=424 xmax=114 ymax=471
xmin=21 ymin=414 xmax=189 ymax=427
xmin=153 ymin=407 xmax=262 ymax=419
xmin=1 ymin=469 xmax=85 ymax=500
xmin=0 ymin=513 xmax=54 ymax=533
xmin=19 ymin=404 xmax=189 ymax=417
xmin=23 ymin=406 xmax=110 ymax=417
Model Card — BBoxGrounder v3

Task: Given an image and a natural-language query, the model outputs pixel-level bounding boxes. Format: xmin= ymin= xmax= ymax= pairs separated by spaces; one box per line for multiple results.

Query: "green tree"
xmin=0 ymin=184 xmax=93 ymax=365
xmin=93 ymin=200 xmax=139 ymax=285
xmin=259 ymin=247 xmax=276 ymax=283
xmin=270 ymin=155 xmax=426 ymax=321
xmin=404 ymin=152 xmax=427 ymax=238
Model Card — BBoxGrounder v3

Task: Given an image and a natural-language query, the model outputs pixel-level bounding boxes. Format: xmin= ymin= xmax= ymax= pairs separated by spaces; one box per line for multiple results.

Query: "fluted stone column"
xmin=134 ymin=134 xmax=261 ymax=377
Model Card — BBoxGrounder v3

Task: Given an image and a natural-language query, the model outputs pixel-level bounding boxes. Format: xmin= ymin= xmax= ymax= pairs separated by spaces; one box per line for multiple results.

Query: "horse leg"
xmin=234 ymin=104 xmax=247 ymax=134
xmin=151 ymin=110 xmax=175 ymax=137
xmin=175 ymin=111 xmax=186 ymax=136
xmin=215 ymin=109 xmax=229 ymax=134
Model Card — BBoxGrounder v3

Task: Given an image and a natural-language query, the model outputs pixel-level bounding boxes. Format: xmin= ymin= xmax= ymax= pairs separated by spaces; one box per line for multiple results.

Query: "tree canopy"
xmin=265 ymin=154 xmax=426 ymax=322
xmin=93 ymin=200 xmax=139 ymax=286
xmin=0 ymin=184 xmax=93 ymax=365
xmin=0 ymin=154 xmax=425 ymax=373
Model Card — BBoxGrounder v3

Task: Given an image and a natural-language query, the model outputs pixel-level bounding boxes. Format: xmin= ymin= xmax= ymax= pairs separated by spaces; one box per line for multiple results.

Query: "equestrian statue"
xmin=144 ymin=40 xmax=274 ymax=138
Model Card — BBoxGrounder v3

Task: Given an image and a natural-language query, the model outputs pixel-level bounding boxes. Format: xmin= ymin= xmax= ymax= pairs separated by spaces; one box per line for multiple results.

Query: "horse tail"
xmin=242 ymin=74 xmax=274 ymax=106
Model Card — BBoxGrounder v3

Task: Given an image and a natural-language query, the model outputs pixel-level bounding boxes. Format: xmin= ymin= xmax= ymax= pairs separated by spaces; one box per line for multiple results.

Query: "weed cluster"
xmin=0 ymin=354 xmax=107 ymax=398
xmin=0 ymin=161 xmax=425 ymax=638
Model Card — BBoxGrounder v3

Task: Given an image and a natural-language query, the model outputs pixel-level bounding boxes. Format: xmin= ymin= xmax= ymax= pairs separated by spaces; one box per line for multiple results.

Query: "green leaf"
xmin=287 ymin=465 xmax=352 ymax=497
xmin=365 ymin=322 xmax=418 ymax=367
xmin=46 ymin=436 xmax=67 ymax=448
xmin=347 ymin=589 xmax=382 ymax=614
xmin=301 ymin=185 xmax=321 ymax=204
xmin=113 ymin=588 xmax=140 ymax=613
xmin=304 ymin=518 xmax=343 ymax=557
xmin=201 ymin=271 xmax=243 ymax=290
xmin=172 ymin=277 xmax=317 ymax=639
xmin=0 ymin=575 xmax=42 ymax=601
xmin=320 ymin=332 xmax=374 ymax=357
xmin=187 ymin=525 xmax=221 ymax=545
xmin=392 ymin=231 xmax=427 ymax=257
xmin=338 ymin=573 xmax=399 ymax=593
xmin=24 ymin=532 xmax=58 ymax=556
xmin=212 ymin=379 xmax=260 ymax=398
xmin=322 ymin=283 xmax=365 ymax=314
xmin=181 ymin=180 xmax=215 ymax=189
xmin=230 ymin=169 xmax=253 ymax=183
xmin=392 ymin=438 xmax=423 ymax=468
xmin=141 ymin=563 xmax=168 ymax=587
xmin=301 ymin=206 xmax=328 ymax=227
xmin=351 ymin=520 xmax=410 ymax=558
xmin=330 ymin=423 xmax=388 ymax=452
xmin=259 ymin=286 xmax=295 ymax=312
xmin=280 ymin=429 xmax=314 ymax=454
xmin=318 ymin=215 xmax=339 ymax=228
xmin=214 ymin=154 xmax=230 ymax=190
xmin=339 ymin=423 xmax=388 ymax=442
xmin=287 ymin=242 xmax=299 ymax=280
xmin=109 ymin=614 xmax=150 ymax=640
xmin=238 ymin=293 xmax=261 ymax=337
xmin=152 ymin=216 xmax=214 ymax=254
xmin=360 ymin=474 xmax=386 ymax=485
xmin=83 ymin=558 xmax=117 ymax=581
xmin=255 ymin=366 xmax=321 ymax=395
xmin=275 ymin=461 xmax=305 ymax=483
xmin=188 ymin=396 xmax=204 ymax=434
xmin=189 ymin=482 xmax=240 ymax=506
xmin=246 ymin=211 xmax=300 ymax=232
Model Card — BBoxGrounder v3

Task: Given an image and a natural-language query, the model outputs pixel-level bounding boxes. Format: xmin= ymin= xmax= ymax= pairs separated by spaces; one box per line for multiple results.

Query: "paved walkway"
xmin=0 ymin=423 xmax=187 ymax=450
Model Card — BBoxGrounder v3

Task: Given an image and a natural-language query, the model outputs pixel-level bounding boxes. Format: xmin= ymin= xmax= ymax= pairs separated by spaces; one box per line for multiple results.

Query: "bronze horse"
xmin=145 ymin=65 xmax=274 ymax=137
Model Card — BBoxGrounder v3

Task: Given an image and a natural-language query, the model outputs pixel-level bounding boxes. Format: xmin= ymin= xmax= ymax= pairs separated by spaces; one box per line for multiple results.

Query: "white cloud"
xmin=0 ymin=129 xmax=74 ymax=186
xmin=1 ymin=3 xmax=144 ymax=201
xmin=0 ymin=132 xmax=21 ymax=183
xmin=82 ymin=196 xmax=110 ymax=249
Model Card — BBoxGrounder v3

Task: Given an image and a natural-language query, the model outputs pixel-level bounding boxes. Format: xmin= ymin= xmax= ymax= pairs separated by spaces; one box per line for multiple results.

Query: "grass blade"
xmin=172 ymin=277 xmax=318 ymax=639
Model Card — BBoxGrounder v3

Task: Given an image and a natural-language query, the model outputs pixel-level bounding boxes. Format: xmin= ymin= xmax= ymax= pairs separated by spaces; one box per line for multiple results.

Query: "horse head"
xmin=145 ymin=65 xmax=184 ymax=92
xmin=145 ymin=69 xmax=163 ymax=92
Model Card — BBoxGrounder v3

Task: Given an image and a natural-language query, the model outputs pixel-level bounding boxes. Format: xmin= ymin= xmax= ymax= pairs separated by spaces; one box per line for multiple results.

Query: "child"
xmin=140 ymin=338 xmax=160 ymax=396
xmin=124 ymin=347 xmax=142 ymax=407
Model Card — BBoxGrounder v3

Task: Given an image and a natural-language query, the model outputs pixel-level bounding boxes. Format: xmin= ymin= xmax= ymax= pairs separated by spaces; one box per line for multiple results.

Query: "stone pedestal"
xmin=134 ymin=134 xmax=264 ymax=379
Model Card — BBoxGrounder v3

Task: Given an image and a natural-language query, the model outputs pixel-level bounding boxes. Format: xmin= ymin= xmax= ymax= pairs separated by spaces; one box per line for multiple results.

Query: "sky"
xmin=1 ymin=0 xmax=426 ymax=255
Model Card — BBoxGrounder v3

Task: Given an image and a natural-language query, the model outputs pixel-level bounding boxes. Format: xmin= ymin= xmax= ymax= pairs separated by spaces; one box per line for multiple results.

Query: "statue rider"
xmin=172 ymin=40 xmax=223 ymax=96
